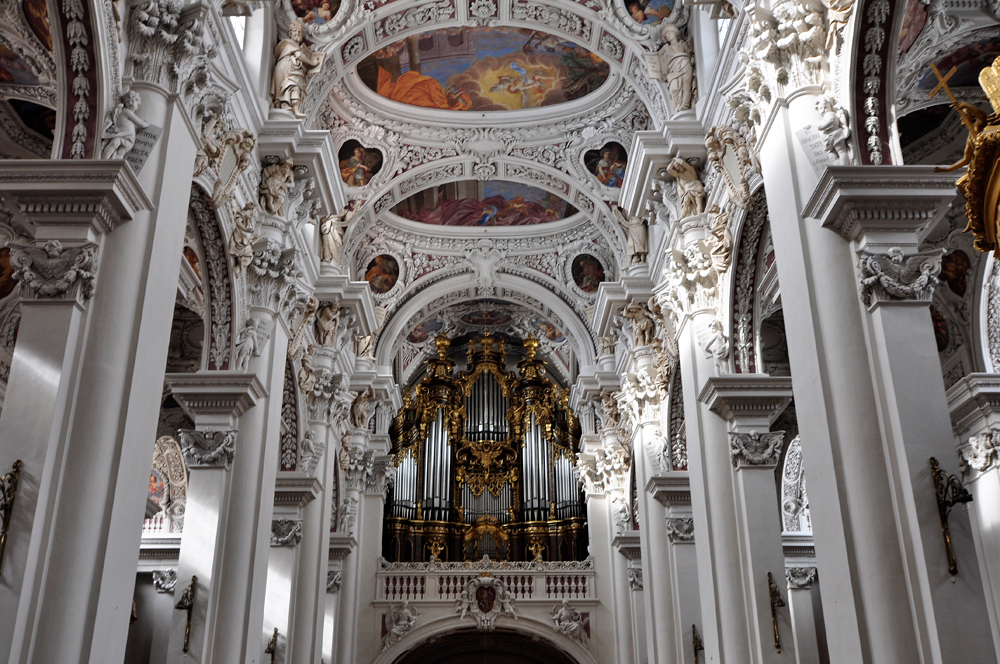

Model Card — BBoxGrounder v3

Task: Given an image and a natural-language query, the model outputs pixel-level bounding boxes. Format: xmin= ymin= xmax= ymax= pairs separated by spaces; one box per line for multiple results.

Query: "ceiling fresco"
xmin=919 ymin=33 xmax=1000 ymax=89
xmin=626 ymin=0 xmax=674 ymax=24
xmin=392 ymin=180 xmax=577 ymax=226
xmin=898 ymin=0 xmax=927 ymax=54
xmin=356 ymin=27 xmax=610 ymax=111
xmin=0 ymin=45 xmax=39 ymax=85
xmin=583 ymin=142 xmax=628 ymax=188
xmin=23 ymin=0 xmax=51 ymax=50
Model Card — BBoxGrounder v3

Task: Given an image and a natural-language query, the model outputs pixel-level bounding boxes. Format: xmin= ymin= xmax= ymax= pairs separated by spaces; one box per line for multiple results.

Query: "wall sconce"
xmin=930 ymin=457 xmax=973 ymax=575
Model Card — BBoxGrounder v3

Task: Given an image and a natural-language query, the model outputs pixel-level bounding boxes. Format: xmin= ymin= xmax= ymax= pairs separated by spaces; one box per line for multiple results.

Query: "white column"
xmin=335 ymin=428 xmax=372 ymax=664
xmin=162 ymin=373 xmax=265 ymax=664
xmin=800 ymin=166 xmax=995 ymax=662
xmin=208 ymin=233 xmax=300 ymax=664
xmin=948 ymin=374 xmax=1000 ymax=654
xmin=700 ymin=375 xmax=796 ymax=664
xmin=784 ymin=567 xmax=821 ymax=664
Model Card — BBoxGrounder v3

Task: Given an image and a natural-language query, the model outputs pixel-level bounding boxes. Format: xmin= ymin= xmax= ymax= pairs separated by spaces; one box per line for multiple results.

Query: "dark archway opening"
xmin=393 ymin=628 xmax=579 ymax=664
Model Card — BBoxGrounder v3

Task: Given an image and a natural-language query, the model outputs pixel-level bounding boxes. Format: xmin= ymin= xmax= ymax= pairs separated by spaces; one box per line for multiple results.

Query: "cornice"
xmin=274 ymin=475 xmax=323 ymax=506
xmin=801 ymin=166 xmax=957 ymax=242
xmin=329 ymin=534 xmax=358 ymax=560
xmin=947 ymin=373 xmax=1000 ymax=439
xmin=645 ymin=475 xmax=690 ymax=507
xmin=164 ymin=371 xmax=267 ymax=423
xmin=613 ymin=533 xmax=642 ymax=561
xmin=698 ymin=375 xmax=793 ymax=424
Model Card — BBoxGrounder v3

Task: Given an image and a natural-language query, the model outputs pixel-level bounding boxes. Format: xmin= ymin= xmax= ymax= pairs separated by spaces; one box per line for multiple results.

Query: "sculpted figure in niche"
xmin=351 ymin=386 xmax=375 ymax=428
xmin=355 ymin=334 xmax=374 ymax=359
xmin=598 ymin=334 xmax=616 ymax=357
xmin=704 ymin=203 xmax=733 ymax=274
xmin=229 ymin=202 xmax=258 ymax=276
xmin=298 ymin=349 xmax=318 ymax=394
xmin=270 ymin=20 xmax=325 ymax=118
xmin=102 ymin=90 xmax=149 ymax=159
xmin=666 ymin=157 xmax=705 ymax=219
xmin=661 ymin=23 xmax=697 ymax=113
xmin=319 ymin=208 xmax=354 ymax=263
xmin=314 ymin=303 xmax=340 ymax=347
xmin=623 ymin=301 xmax=657 ymax=347
xmin=259 ymin=158 xmax=295 ymax=216
xmin=612 ymin=205 xmax=649 ymax=266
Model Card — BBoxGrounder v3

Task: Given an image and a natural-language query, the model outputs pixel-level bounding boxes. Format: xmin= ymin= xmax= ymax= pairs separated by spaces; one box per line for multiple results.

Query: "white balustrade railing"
xmin=376 ymin=556 xmax=596 ymax=603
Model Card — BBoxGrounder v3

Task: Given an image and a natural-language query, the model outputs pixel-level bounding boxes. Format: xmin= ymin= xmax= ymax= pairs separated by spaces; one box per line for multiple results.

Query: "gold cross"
xmin=929 ymin=64 xmax=959 ymax=103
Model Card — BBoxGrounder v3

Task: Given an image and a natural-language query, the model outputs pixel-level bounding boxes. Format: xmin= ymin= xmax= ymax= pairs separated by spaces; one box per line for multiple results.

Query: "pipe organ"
xmin=385 ymin=334 xmax=587 ymax=562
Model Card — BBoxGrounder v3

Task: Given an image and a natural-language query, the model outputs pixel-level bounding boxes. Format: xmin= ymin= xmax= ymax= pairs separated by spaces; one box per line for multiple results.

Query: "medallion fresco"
xmin=531 ymin=317 xmax=565 ymax=343
xmin=406 ymin=317 xmax=443 ymax=343
xmin=0 ymin=45 xmax=39 ymax=85
xmin=339 ymin=140 xmax=383 ymax=187
xmin=625 ymin=0 xmax=674 ymax=24
xmin=365 ymin=254 xmax=400 ymax=294
xmin=357 ymin=27 xmax=610 ymax=112
xmin=290 ymin=0 xmax=341 ymax=25
xmin=571 ymin=254 xmax=605 ymax=293
xmin=584 ymin=142 xmax=628 ymax=188
xmin=919 ymin=34 xmax=1000 ymax=89
xmin=393 ymin=180 xmax=576 ymax=226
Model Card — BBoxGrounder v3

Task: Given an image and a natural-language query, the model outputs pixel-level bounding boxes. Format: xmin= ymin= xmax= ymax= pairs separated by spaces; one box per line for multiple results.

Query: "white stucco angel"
xmin=102 ymin=91 xmax=149 ymax=160
xmin=815 ymin=93 xmax=850 ymax=164
xmin=704 ymin=203 xmax=733 ymax=274
xmin=314 ymin=303 xmax=340 ymax=347
xmin=259 ymin=158 xmax=295 ymax=216
xmin=551 ymin=599 xmax=586 ymax=644
xmin=612 ymin=205 xmax=649 ymax=266
xmin=665 ymin=157 xmax=705 ymax=219
xmin=382 ymin=601 xmax=418 ymax=650
xmin=270 ymin=20 xmax=325 ymax=118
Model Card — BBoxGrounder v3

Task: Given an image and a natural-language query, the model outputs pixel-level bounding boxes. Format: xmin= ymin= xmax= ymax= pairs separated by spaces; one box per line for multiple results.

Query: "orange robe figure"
xmin=377 ymin=67 xmax=470 ymax=110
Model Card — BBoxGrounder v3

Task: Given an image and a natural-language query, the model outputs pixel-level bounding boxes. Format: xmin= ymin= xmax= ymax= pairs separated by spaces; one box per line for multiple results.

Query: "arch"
xmin=727 ymin=187 xmax=768 ymax=374
xmin=375 ymin=271 xmax=598 ymax=367
xmin=188 ymin=185 xmax=237 ymax=370
xmin=372 ymin=620 xmax=599 ymax=664
xmin=779 ymin=434 xmax=811 ymax=535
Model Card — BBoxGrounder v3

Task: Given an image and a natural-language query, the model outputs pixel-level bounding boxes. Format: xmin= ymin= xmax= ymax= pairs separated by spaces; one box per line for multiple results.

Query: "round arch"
xmin=375 ymin=271 xmax=598 ymax=367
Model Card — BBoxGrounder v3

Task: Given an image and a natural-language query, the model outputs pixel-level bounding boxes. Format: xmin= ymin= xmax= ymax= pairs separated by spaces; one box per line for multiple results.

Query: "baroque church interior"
xmin=3 ymin=0 xmax=1000 ymax=660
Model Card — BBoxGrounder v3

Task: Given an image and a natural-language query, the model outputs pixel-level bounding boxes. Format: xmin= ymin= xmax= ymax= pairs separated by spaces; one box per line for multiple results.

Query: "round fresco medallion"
xmin=290 ymin=0 xmax=341 ymax=25
xmin=338 ymin=140 xmax=383 ymax=187
xmin=571 ymin=254 xmax=605 ymax=293
xmin=626 ymin=0 xmax=674 ymax=24
xmin=407 ymin=318 xmax=443 ymax=344
xmin=364 ymin=254 xmax=399 ymax=294
xmin=584 ymin=142 xmax=628 ymax=188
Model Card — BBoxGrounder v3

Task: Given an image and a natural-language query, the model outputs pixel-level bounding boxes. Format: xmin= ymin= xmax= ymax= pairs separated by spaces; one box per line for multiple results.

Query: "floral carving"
xmin=666 ymin=517 xmax=694 ymax=543
xmin=10 ymin=240 xmax=98 ymax=302
xmin=785 ymin=566 xmax=817 ymax=589
xmin=270 ymin=518 xmax=303 ymax=546
xmin=959 ymin=430 xmax=1000 ymax=476
xmin=729 ymin=431 xmax=784 ymax=468
xmin=857 ymin=247 xmax=942 ymax=308
xmin=178 ymin=429 xmax=237 ymax=467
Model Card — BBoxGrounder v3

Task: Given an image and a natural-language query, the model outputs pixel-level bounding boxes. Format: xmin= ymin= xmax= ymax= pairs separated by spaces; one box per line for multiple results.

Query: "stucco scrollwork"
xmin=10 ymin=240 xmax=98 ymax=302
xmin=270 ymin=518 xmax=303 ymax=546
xmin=729 ymin=431 xmax=784 ymax=468
xmin=857 ymin=247 xmax=942 ymax=308
xmin=665 ymin=517 xmax=694 ymax=543
xmin=178 ymin=429 xmax=237 ymax=467
xmin=455 ymin=576 xmax=518 ymax=631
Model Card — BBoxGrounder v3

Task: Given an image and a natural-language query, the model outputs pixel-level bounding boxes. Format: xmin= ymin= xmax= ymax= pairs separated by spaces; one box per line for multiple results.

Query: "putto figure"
xmin=270 ymin=20 xmax=326 ymax=118
xmin=102 ymin=90 xmax=149 ymax=160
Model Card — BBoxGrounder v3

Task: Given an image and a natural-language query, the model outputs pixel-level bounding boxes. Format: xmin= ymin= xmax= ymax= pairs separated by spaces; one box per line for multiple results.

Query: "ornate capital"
xmin=368 ymin=457 xmax=397 ymax=495
xmin=326 ymin=570 xmax=342 ymax=593
xmin=270 ymin=518 xmax=303 ymax=546
xmin=785 ymin=566 xmax=817 ymax=589
xmin=666 ymin=517 xmax=694 ymax=543
xmin=10 ymin=241 xmax=98 ymax=303
xmin=248 ymin=240 xmax=305 ymax=321
xmin=152 ymin=569 xmax=177 ymax=593
xmin=617 ymin=366 xmax=666 ymax=427
xmin=178 ymin=429 xmax=236 ymax=468
xmin=627 ymin=567 xmax=643 ymax=591
xmin=857 ymin=248 xmax=942 ymax=309
xmin=729 ymin=431 xmax=784 ymax=468
xmin=127 ymin=0 xmax=217 ymax=92
xmin=340 ymin=440 xmax=374 ymax=491
xmin=959 ymin=430 xmax=1000 ymax=477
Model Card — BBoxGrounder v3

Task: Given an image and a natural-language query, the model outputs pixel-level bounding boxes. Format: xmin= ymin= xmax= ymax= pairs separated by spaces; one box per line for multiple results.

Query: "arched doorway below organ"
xmin=392 ymin=628 xmax=580 ymax=664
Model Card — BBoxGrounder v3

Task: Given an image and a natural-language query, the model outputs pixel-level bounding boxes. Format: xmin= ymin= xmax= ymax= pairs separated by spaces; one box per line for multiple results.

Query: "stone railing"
xmin=376 ymin=557 xmax=596 ymax=603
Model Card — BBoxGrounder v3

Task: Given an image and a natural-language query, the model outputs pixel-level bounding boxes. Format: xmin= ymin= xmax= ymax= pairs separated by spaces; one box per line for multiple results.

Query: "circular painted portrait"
xmin=364 ymin=254 xmax=399 ymax=294
xmin=571 ymin=254 xmax=605 ymax=293
xmin=338 ymin=140 xmax=383 ymax=187
xmin=531 ymin=317 xmax=565 ymax=343
xmin=407 ymin=318 xmax=443 ymax=344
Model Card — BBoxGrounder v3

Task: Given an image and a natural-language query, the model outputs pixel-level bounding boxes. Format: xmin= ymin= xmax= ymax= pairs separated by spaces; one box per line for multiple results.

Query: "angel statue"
xmin=858 ymin=247 xmax=942 ymax=307
xmin=815 ymin=93 xmax=850 ymax=164
xmin=660 ymin=23 xmax=697 ymax=113
xmin=612 ymin=205 xmax=649 ymax=266
xmin=102 ymin=90 xmax=149 ymax=160
xmin=623 ymin=301 xmax=657 ymax=348
xmin=319 ymin=208 xmax=355 ymax=264
xmin=228 ymin=202 xmax=258 ymax=276
xmin=551 ymin=599 xmax=585 ymax=644
xmin=382 ymin=601 xmax=418 ymax=650
xmin=665 ymin=157 xmax=705 ymax=219
xmin=270 ymin=20 xmax=326 ymax=118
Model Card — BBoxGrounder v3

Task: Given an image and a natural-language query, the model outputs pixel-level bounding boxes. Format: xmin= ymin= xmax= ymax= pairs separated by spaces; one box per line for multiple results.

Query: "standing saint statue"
xmin=259 ymin=158 xmax=295 ymax=216
xmin=666 ymin=157 xmax=706 ymax=219
xmin=660 ymin=24 xmax=697 ymax=113
xmin=319 ymin=208 xmax=354 ymax=263
xmin=612 ymin=205 xmax=649 ymax=266
xmin=270 ymin=20 xmax=326 ymax=118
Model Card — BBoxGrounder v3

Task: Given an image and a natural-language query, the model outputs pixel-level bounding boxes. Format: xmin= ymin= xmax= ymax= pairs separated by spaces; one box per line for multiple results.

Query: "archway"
xmin=393 ymin=628 xmax=579 ymax=664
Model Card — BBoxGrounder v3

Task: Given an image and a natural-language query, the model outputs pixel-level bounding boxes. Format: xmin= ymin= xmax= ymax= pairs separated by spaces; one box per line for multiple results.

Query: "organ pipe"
xmin=385 ymin=333 xmax=587 ymax=562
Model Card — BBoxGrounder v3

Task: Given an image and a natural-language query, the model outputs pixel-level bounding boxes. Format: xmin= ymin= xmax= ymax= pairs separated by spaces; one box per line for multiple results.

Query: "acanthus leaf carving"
xmin=729 ymin=431 xmax=784 ymax=468
xmin=178 ymin=429 xmax=237 ymax=467
xmin=665 ymin=516 xmax=694 ymax=543
xmin=10 ymin=240 xmax=98 ymax=302
xmin=959 ymin=429 xmax=1000 ymax=476
xmin=857 ymin=247 xmax=942 ymax=308
xmin=270 ymin=518 xmax=303 ymax=546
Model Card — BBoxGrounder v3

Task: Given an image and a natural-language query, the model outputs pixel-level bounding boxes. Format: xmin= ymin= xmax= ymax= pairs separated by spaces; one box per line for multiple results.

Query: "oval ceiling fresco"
xmin=356 ymin=27 xmax=610 ymax=111
xmin=392 ymin=180 xmax=577 ymax=226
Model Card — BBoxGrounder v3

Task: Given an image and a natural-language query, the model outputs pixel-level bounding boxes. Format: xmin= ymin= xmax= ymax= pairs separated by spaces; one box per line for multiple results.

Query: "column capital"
xmin=665 ymin=517 xmax=695 ymax=544
xmin=165 ymin=371 xmax=266 ymax=429
xmin=729 ymin=431 xmax=784 ymax=469
xmin=802 ymin=166 xmax=956 ymax=247
xmin=178 ymin=429 xmax=237 ymax=468
xmin=10 ymin=241 xmax=98 ymax=304
xmin=646 ymin=475 xmax=690 ymax=508
xmin=0 ymin=160 xmax=150 ymax=237
xmin=612 ymin=533 xmax=643 ymax=561
xmin=248 ymin=239 xmax=307 ymax=323
xmin=785 ymin=566 xmax=817 ymax=590
xmin=699 ymin=374 xmax=792 ymax=429
xmin=857 ymin=248 xmax=942 ymax=310
xmin=274 ymin=476 xmax=321 ymax=507
xmin=270 ymin=518 xmax=303 ymax=547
